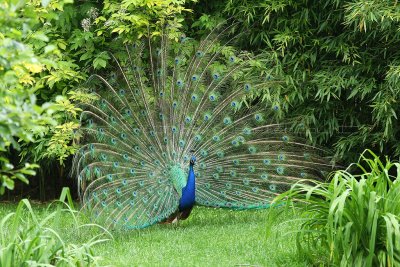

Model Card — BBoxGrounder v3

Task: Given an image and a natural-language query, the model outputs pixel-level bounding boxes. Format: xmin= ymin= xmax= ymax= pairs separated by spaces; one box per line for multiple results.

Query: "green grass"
xmin=0 ymin=200 xmax=108 ymax=266
xmin=0 ymin=204 xmax=308 ymax=266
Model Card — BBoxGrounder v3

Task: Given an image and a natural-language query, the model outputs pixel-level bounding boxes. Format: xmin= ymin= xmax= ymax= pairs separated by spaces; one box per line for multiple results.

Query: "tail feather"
xmin=73 ymin=22 xmax=335 ymax=229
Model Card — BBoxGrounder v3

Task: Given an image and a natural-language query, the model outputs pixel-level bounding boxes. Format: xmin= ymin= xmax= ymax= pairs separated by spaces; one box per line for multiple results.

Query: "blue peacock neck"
xmin=178 ymin=162 xmax=196 ymax=211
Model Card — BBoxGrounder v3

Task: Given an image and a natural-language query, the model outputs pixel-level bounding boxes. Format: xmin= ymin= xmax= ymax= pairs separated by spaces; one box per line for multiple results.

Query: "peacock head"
xmin=190 ymin=155 xmax=196 ymax=166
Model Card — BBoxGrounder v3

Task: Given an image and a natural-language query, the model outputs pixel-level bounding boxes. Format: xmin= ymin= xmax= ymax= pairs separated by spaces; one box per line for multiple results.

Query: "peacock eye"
xmin=223 ymin=117 xmax=231 ymax=125
xmin=248 ymin=146 xmax=257 ymax=153
xmin=276 ymin=167 xmax=284 ymax=175
xmin=179 ymin=140 xmax=185 ymax=147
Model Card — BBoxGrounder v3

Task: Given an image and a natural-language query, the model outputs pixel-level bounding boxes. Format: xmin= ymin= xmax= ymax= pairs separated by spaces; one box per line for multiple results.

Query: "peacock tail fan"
xmin=72 ymin=22 xmax=334 ymax=229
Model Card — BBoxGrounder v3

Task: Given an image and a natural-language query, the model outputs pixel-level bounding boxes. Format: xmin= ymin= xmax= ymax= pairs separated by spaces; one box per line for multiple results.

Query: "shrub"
xmin=274 ymin=150 xmax=400 ymax=266
xmin=189 ymin=0 xmax=400 ymax=164
xmin=0 ymin=199 xmax=111 ymax=266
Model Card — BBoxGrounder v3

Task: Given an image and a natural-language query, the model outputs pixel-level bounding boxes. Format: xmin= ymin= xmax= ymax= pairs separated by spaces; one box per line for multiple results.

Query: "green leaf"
xmin=93 ymin=57 xmax=107 ymax=69
xmin=14 ymin=173 xmax=29 ymax=184
xmin=80 ymin=51 xmax=93 ymax=61
xmin=44 ymin=44 xmax=57 ymax=54
xmin=3 ymin=177 xmax=15 ymax=190
xmin=41 ymin=0 xmax=50 ymax=7
xmin=32 ymin=32 xmax=49 ymax=42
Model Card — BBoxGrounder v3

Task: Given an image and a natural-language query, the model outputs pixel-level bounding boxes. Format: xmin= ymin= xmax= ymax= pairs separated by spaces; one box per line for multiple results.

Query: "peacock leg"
xmin=159 ymin=211 xmax=179 ymax=224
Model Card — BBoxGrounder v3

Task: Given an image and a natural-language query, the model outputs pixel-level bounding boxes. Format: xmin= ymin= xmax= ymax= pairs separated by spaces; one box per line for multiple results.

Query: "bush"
xmin=0 ymin=199 xmax=111 ymax=266
xmin=188 ymin=0 xmax=400 ymax=164
xmin=274 ymin=150 xmax=400 ymax=266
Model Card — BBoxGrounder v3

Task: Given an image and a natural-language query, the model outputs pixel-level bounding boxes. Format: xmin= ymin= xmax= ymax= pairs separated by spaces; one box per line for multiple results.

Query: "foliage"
xmin=36 ymin=102 xmax=80 ymax=165
xmin=274 ymin=150 xmax=400 ymax=266
xmin=58 ymin=187 xmax=75 ymax=209
xmin=7 ymin=0 xmax=400 ymax=198
xmin=0 ymin=0 xmax=200 ymax=198
xmin=22 ymin=93 xmax=97 ymax=165
xmin=0 ymin=0 xmax=56 ymax=151
xmin=0 ymin=0 xmax=106 ymax=194
xmin=0 ymin=198 xmax=110 ymax=266
xmin=30 ymin=0 xmax=195 ymax=168
xmin=0 ymin=157 xmax=37 ymax=195
xmin=0 ymin=0 xmax=65 ymax=193
xmin=188 ymin=0 xmax=400 ymax=163
xmin=99 ymin=0 xmax=195 ymax=41
xmin=65 ymin=0 xmax=196 ymax=74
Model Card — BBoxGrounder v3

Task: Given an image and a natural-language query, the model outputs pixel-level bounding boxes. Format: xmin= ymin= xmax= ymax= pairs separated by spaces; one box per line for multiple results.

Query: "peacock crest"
xmin=73 ymin=22 xmax=333 ymax=229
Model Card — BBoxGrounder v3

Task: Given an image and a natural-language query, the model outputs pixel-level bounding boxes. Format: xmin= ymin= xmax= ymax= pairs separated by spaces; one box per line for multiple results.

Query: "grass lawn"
xmin=0 ymin=203 xmax=308 ymax=267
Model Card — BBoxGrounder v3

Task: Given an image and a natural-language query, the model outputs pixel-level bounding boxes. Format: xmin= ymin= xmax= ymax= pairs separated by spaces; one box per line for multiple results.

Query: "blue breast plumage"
xmin=179 ymin=162 xmax=196 ymax=211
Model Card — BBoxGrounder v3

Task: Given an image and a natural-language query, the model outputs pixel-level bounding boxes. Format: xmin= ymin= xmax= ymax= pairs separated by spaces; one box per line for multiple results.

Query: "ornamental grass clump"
xmin=0 ymin=199 xmax=111 ymax=266
xmin=275 ymin=150 xmax=400 ymax=267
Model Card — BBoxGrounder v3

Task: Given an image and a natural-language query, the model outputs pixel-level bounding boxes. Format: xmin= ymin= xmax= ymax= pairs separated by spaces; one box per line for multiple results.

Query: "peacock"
xmin=73 ymin=22 xmax=333 ymax=229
